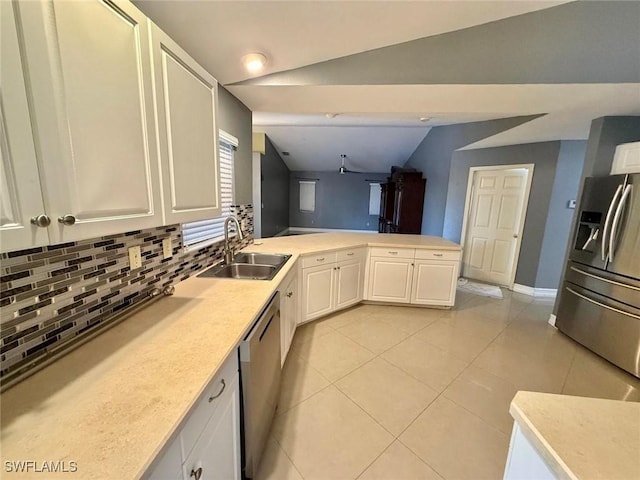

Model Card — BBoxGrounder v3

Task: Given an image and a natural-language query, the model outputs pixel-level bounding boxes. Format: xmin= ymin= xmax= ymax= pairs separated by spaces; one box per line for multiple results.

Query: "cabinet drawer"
xmin=181 ymin=353 xmax=239 ymax=458
xmin=301 ymin=252 xmax=337 ymax=269
xmin=414 ymin=249 xmax=460 ymax=261
xmin=337 ymin=247 xmax=366 ymax=263
xmin=369 ymin=247 xmax=415 ymax=259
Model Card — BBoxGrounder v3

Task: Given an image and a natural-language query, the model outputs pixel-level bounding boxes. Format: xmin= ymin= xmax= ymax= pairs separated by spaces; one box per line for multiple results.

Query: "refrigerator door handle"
xmin=570 ymin=266 xmax=640 ymax=291
xmin=566 ymin=286 xmax=640 ymax=320
xmin=601 ymin=184 xmax=623 ymax=261
xmin=608 ymin=184 xmax=632 ymax=263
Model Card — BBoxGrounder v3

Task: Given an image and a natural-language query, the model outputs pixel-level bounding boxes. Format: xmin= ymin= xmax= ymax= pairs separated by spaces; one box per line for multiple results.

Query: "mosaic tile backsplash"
xmin=0 ymin=205 xmax=253 ymax=387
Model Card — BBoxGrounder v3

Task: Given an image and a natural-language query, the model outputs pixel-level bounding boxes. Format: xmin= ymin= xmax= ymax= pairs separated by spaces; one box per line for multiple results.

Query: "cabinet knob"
xmin=58 ymin=214 xmax=76 ymax=226
xmin=30 ymin=214 xmax=51 ymax=228
xmin=190 ymin=467 xmax=203 ymax=480
xmin=286 ymin=291 xmax=293 ymax=297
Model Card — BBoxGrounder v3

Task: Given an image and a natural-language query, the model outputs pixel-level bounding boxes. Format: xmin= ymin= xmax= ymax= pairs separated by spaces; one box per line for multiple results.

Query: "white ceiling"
xmin=134 ymin=1 xmax=640 ymax=172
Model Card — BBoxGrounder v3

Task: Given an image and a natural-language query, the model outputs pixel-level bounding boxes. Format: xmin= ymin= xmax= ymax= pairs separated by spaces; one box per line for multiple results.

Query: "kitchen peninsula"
xmin=0 ymin=233 xmax=459 ymax=479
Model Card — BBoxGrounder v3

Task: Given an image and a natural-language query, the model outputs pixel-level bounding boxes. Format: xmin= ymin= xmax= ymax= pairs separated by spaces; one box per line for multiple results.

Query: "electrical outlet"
xmin=162 ymin=238 xmax=173 ymax=259
xmin=128 ymin=246 xmax=142 ymax=270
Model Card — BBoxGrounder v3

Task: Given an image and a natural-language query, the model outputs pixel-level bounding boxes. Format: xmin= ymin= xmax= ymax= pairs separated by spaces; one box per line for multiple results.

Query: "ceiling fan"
xmin=338 ymin=154 xmax=363 ymax=174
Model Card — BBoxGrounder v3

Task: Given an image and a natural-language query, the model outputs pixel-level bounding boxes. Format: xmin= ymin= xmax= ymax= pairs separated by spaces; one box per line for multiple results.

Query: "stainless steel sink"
xmin=198 ymin=253 xmax=291 ymax=280
xmin=233 ymin=252 xmax=289 ymax=266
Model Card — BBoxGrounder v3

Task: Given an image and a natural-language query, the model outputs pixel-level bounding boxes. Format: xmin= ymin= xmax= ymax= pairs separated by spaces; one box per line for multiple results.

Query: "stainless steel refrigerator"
xmin=556 ymin=173 xmax=640 ymax=378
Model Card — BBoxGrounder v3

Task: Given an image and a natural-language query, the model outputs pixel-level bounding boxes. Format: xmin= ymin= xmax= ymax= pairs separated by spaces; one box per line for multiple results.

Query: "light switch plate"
xmin=128 ymin=246 xmax=142 ymax=269
xmin=162 ymin=238 xmax=173 ymax=259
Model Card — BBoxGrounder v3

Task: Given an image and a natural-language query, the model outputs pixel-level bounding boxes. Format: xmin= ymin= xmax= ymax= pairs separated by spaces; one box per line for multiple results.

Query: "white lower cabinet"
xmin=367 ymin=248 xmax=461 ymax=307
xmin=147 ymin=354 xmax=240 ymax=480
xmin=301 ymin=264 xmax=336 ymax=322
xmin=367 ymin=257 xmax=414 ymax=304
xmin=411 ymin=260 xmax=459 ymax=306
xmin=503 ymin=424 xmax=555 ymax=479
xmin=280 ymin=268 xmax=299 ymax=366
xmin=301 ymin=248 xmax=365 ymax=323
xmin=335 ymin=260 xmax=363 ymax=309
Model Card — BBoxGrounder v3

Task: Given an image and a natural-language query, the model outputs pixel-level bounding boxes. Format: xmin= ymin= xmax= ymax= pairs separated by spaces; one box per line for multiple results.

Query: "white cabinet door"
xmin=368 ymin=257 xmax=413 ymax=304
xmin=335 ymin=259 xmax=363 ymax=310
xmin=147 ymin=436 xmax=183 ymax=480
xmin=150 ymin=24 xmax=221 ymax=225
xmin=302 ymin=264 xmax=335 ymax=322
xmin=411 ymin=260 xmax=459 ymax=306
xmin=182 ymin=375 xmax=241 ymax=480
xmin=16 ymin=0 xmax=162 ymax=243
xmin=0 ymin=2 xmax=49 ymax=252
xmin=280 ymin=269 xmax=298 ymax=366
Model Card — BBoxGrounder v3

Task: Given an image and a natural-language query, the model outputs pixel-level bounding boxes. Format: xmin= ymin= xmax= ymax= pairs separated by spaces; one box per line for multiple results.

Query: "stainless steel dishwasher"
xmin=239 ymin=292 xmax=281 ymax=479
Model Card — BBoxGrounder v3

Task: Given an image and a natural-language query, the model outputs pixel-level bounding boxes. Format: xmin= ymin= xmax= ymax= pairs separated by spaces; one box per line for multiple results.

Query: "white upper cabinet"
xmin=150 ymin=23 xmax=221 ymax=224
xmin=611 ymin=142 xmax=640 ymax=175
xmin=0 ymin=1 xmax=50 ymax=251
xmin=15 ymin=0 xmax=162 ymax=243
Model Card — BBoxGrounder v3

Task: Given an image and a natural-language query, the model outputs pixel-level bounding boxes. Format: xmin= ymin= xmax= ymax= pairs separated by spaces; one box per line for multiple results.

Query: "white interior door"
xmin=462 ymin=166 xmax=532 ymax=286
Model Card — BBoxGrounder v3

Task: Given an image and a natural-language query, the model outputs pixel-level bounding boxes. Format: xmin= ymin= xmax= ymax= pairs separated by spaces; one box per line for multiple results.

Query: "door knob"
xmin=30 ymin=214 xmax=51 ymax=228
xmin=58 ymin=214 xmax=76 ymax=226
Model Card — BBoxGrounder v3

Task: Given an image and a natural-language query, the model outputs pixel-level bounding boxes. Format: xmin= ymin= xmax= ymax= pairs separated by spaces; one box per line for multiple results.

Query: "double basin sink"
xmin=198 ymin=253 xmax=291 ymax=281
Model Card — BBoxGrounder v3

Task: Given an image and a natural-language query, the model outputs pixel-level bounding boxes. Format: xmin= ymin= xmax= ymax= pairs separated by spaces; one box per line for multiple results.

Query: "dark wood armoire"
xmin=378 ymin=167 xmax=426 ymax=234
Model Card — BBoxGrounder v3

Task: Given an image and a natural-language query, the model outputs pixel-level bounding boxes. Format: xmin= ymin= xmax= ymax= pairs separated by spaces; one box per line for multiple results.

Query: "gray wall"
xmin=261 ymin=136 xmax=290 ymax=237
xmin=445 ymin=142 xmax=561 ymax=288
xmin=404 ymin=116 xmax=541 ymax=236
xmin=289 ymin=171 xmax=388 ymax=230
xmin=217 ymin=86 xmax=252 ymax=204
xmin=536 ymin=141 xmax=587 ymax=289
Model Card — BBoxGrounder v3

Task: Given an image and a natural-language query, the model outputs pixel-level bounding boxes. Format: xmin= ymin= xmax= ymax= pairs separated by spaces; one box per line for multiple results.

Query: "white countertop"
xmin=510 ymin=391 xmax=640 ymax=480
xmin=0 ymin=233 xmax=459 ymax=479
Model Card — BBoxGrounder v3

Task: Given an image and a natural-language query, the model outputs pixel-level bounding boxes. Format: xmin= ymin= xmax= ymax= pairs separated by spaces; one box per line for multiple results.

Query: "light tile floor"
xmin=256 ymin=290 xmax=640 ymax=480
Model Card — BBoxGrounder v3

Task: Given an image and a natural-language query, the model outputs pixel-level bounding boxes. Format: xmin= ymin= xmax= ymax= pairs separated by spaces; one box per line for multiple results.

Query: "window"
xmin=369 ymin=183 xmax=381 ymax=216
xmin=182 ymin=131 xmax=238 ymax=249
xmin=299 ymin=181 xmax=316 ymax=213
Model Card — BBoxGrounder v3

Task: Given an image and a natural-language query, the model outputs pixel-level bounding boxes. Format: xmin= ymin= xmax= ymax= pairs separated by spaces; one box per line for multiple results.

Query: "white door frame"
xmin=459 ymin=164 xmax=535 ymax=289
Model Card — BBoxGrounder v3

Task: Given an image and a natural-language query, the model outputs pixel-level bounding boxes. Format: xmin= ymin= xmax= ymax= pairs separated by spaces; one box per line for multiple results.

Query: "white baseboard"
xmin=513 ymin=283 xmax=557 ymax=298
xmin=548 ymin=314 xmax=557 ymax=327
xmin=287 ymin=227 xmax=377 ymax=234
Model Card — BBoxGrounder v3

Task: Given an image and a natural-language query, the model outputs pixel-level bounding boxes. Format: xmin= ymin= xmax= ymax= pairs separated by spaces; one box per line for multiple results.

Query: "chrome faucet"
xmin=224 ymin=216 xmax=244 ymax=264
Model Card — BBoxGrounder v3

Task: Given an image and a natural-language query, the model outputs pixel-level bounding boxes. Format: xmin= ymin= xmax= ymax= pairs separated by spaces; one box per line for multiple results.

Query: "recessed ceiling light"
xmin=241 ymin=53 xmax=267 ymax=73
xmin=419 ymin=117 xmax=431 ymax=122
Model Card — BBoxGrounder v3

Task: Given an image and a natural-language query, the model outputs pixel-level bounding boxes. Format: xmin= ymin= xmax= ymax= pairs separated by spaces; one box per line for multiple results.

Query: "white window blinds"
xmin=182 ymin=131 xmax=237 ymax=248
xmin=369 ymin=183 xmax=381 ymax=215
xmin=299 ymin=181 xmax=316 ymax=213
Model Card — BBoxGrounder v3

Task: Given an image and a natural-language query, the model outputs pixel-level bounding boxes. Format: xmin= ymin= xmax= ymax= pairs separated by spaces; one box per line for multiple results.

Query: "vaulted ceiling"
xmin=134 ymin=1 xmax=640 ymax=172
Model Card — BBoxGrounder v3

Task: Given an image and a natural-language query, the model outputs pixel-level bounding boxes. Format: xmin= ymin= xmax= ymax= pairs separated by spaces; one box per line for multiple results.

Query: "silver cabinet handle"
xmin=208 ymin=379 xmax=225 ymax=402
xmin=602 ymin=184 xmax=623 ymax=261
xmin=58 ymin=214 xmax=76 ymax=226
xmin=566 ymin=286 xmax=640 ymax=319
xmin=190 ymin=467 xmax=203 ymax=480
xmin=608 ymin=184 xmax=631 ymax=263
xmin=316 ymin=257 xmax=325 ymax=262
xmin=30 ymin=214 xmax=51 ymax=228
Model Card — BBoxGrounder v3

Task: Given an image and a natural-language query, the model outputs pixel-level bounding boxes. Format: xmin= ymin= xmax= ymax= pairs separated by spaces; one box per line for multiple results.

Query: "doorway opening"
xmin=460 ymin=164 xmax=534 ymax=288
